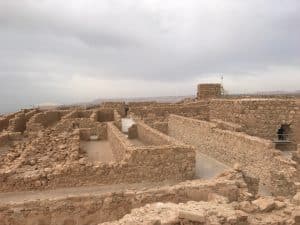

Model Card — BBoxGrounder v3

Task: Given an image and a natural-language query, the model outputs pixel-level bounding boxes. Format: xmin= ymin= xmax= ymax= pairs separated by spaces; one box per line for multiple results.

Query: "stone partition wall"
xmin=96 ymin=109 xmax=115 ymax=122
xmin=113 ymin=110 xmax=122 ymax=130
xmin=25 ymin=109 xmax=39 ymax=121
xmin=54 ymin=117 xmax=107 ymax=139
xmin=0 ymin=172 xmax=246 ymax=225
xmin=107 ymin=122 xmax=131 ymax=161
xmin=209 ymin=98 xmax=298 ymax=141
xmin=100 ymin=102 xmax=126 ymax=117
xmin=136 ymin=121 xmax=173 ymax=145
xmin=7 ymin=112 xmax=26 ymax=132
xmin=168 ymin=114 xmax=297 ymax=196
xmin=0 ymin=121 xmax=195 ymax=192
xmin=0 ymin=113 xmax=18 ymax=132
xmin=63 ymin=110 xmax=93 ymax=119
xmin=0 ymin=133 xmax=9 ymax=147
xmin=27 ymin=110 xmax=70 ymax=131
xmin=129 ymin=101 xmax=209 ymax=121
xmin=151 ymin=121 xmax=168 ymax=134
xmin=294 ymin=99 xmax=300 ymax=144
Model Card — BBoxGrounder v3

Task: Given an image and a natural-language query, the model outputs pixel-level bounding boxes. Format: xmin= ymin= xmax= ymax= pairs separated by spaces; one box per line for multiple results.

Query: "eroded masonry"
xmin=0 ymin=83 xmax=300 ymax=225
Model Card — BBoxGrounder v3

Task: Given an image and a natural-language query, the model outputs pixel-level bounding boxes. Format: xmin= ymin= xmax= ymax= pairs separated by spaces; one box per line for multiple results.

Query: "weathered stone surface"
xmin=292 ymin=192 xmax=300 ymax=205
xmin=252 ymin=197 xmax=276 ymax=212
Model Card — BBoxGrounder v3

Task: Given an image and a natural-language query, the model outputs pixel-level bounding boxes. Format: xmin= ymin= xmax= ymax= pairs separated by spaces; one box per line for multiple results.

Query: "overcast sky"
xmin=0 ymin=0 xmax=300 ymax=113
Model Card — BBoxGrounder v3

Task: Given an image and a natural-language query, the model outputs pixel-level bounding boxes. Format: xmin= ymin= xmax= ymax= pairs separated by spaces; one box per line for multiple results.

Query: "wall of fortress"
xmin=129 ymin=101 xmax=209 ymax=121
xmin=197 ymin=83 xmax=222 ymax=99
xmin=168 ymin=114 xmax=297 ymax=196
xmin=208 ymin=98 xmax=298 ymax=141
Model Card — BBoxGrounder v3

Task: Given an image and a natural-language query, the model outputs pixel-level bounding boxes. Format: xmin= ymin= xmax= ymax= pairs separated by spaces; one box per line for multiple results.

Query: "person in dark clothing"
xmin=277 ymin=127 xmax=285 ymax=140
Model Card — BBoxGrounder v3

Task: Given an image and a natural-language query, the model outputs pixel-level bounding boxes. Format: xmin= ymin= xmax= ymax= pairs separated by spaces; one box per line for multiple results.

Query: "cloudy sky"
xmin=0 ymin=0 xmax=300 ymax=112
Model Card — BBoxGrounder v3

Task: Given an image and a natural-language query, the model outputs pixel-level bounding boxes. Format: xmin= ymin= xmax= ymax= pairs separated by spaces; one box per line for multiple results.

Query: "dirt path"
xmin=0 ymin=181 xmax=178 ymax=205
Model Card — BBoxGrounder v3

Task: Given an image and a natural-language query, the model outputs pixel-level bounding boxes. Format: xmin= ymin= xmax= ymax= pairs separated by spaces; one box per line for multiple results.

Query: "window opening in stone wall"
xmin=277 ymin=124 xmax=291 ymax=141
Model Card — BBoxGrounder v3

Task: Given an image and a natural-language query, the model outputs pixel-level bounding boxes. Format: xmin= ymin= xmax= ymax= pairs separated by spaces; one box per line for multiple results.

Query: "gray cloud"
xmin=0 ymin=0 xmax=300 ymax=112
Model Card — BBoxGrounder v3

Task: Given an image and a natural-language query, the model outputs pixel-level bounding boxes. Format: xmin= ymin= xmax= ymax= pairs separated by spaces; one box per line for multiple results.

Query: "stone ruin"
xmin=0 ymin=83 xmax=300 ymax=225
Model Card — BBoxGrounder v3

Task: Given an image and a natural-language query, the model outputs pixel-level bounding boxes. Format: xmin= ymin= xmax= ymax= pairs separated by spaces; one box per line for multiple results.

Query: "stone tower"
xmin=197 ymin=83 xmax=222 ymax=99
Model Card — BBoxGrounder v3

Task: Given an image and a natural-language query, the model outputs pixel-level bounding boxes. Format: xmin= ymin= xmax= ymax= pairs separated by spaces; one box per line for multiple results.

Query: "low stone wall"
xmin=129 ymin=101 xmax=209 ymax=121
xmin=7 ymin=112 xmax=26 ymax=132
xmin=107 ymin=123 xmax=131 ymax=162
xmin=25 ymin=109 xmax=39 ymax=121
xmin=0 ymin=113 xmax=17 ymax=132
xmin=79 ymin=124 xmax=107 ymax=141
xmin=0 ymin=132 xmax=22 ymax=147
xmin=211 ymin=119 xmax=243 ymax=132
xmin=63 ymin=110 xmax=93 ymax=119
xmin=27 ymin=110 xmax=70 ymax=131
xmin=0 ymin=171 xmax=246 ymax=225
xmin=168 ymin=114 xmax=297 ymax=196
xmin=151 ymin=121 xmax=168 ymax=134
xmin=96 ymin=109 xmax=115 ymax=122
xmin=136 ymin=121 xmax=172 ymax=145
xmin=0 ymin=121 xmax=195 ymax=192
xmin=113 ymin=110 xmax=122 ymax=130
xmin=0 ymin=133 xmax=9 ymax=147
xmin=55 ymin=117 xmax=107 ymax=139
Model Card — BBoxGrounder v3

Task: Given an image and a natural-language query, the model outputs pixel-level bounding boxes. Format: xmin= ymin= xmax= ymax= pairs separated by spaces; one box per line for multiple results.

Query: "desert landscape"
xmin=0 ymin=83 xmax=299 ymax=225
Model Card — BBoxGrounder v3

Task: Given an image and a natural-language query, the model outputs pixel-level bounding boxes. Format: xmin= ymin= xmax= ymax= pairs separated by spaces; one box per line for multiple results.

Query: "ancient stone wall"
xmin=168 ymin=114 xmax=297 ymax=196
xmin=100 ymin=102 xmax=126 ymax=117
xmin=107 ymin=123 xmax=131 ymax=161
xmin=27 ymin=110 xmax=70 ymax=131
xmin=0 ymin=113 xmax=17 ymax=132
xmin=294 ymin=99 xmax=300 ymax=144
xmin=150 ymin=121 xmax=168 ymax=134
xmin=130 ymin=101 xmax=209 ymax=122
xmin=55 ymin=117 xmax=107 ymax=139
xmin=7 ymin=112 xmax=26 ymax=132
xmin=136 ymin=121 xmax=172 ymax=146
xmin=113 ymin=110 xmax=122 ymax=130
xmin=197 ymin=83 xmax=222 ymax=99
xmin=63 ymin=110 xmax=93 ymax=119
xmin=0 ymin=173 xmax=244 ymax=225
xmin=97 ymin=109 xmax=115 ymax=122
xmin=0 ymin=120 xmax=195 ymax=192
xmin=209 ymin=98 xmax=298 ymax=141
xmin=0 ymin=133 xmax=9 ymax=147
xmin=24 ymin=109 xmax=39 ymax=121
